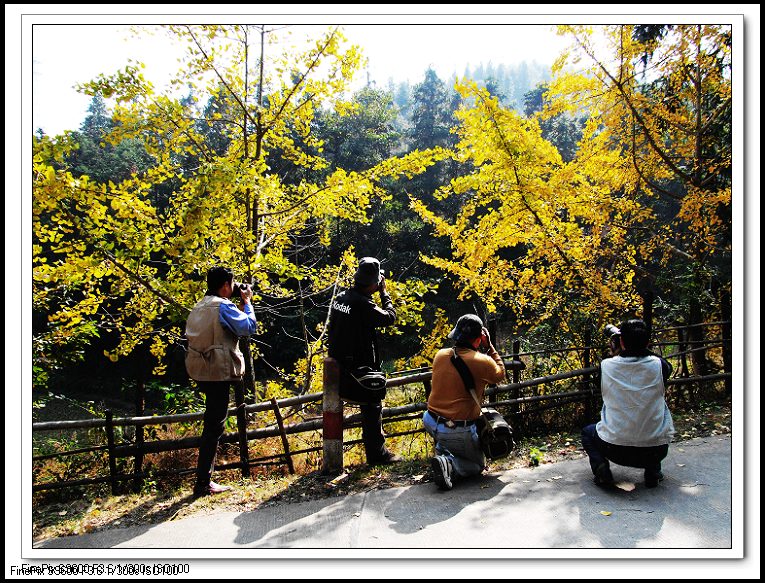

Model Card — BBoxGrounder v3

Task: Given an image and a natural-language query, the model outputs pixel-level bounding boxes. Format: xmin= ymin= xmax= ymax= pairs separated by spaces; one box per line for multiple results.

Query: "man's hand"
xmin=240 ymin=285 xmax=253 ymax=305
xmin=378 ymin=273 xmax=387 ymax=295
xmin=480 ymin=327 xmax=493 ymax=351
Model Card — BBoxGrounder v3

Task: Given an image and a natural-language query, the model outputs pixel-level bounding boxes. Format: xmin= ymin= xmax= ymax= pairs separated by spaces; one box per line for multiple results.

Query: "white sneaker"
xmin=431 ymin=455 xmax=453 ymax=490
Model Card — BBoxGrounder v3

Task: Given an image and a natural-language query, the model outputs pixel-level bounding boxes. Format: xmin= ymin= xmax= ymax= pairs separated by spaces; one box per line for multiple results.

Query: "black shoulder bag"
xmin=449 ymin=349 xmax=514 ymax=460
xmin=339 ymin=334 xmax=387 ymax=404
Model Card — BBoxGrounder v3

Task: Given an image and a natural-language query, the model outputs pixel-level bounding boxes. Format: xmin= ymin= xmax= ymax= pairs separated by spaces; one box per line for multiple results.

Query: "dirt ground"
xmin=32 ymin=399 xmax=731 ymax=543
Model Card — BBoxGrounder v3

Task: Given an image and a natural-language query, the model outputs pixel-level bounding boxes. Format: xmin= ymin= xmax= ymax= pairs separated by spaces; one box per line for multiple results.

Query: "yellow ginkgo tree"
xmin=411 ymin=80 xmax=646 ymax=338
xmin=410 ymin=24 xmax=732 ymax=356
xmin=33 ymin=25 xmax=445 ymax=395
xmin=546 ymin=24 xmax=732 ymax=372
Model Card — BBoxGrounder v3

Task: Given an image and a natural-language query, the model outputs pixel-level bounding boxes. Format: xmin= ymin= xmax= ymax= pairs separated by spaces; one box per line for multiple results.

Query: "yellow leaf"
xmin=600 ymin=511 xmax=612 ymax=516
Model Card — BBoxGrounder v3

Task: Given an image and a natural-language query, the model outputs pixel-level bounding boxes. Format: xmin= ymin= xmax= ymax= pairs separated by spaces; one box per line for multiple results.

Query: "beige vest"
xmin=185 ymin=295 xmax=245 ymax=382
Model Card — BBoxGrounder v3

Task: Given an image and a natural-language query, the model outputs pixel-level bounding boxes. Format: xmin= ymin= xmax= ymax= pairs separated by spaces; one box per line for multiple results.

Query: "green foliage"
xmin=529 ymin=446 xmax=545 ymax=466
xmin=148 ymin=382 xmax=204 ymax=415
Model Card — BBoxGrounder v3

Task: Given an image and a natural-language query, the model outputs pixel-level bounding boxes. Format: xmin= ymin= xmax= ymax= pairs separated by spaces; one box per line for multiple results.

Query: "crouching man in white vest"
xmin=582 ymin=318 xmax=675 ymax=489
xmin=186 ymin=266 xmax=257 ymax=498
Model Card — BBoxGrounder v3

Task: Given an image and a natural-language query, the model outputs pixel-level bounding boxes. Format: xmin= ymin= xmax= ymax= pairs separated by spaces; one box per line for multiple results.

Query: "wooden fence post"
xmin=322 ymin=357 xmax=343 ymax=475
xmin=678 ymin=327 xmax=690 ymax=378
xmin=677 ymin=326 xmax=693 ymax=407
xmin=511 ymin=340 xmax=523 ymax=439
xmin=720 ymin=289 xmax=732 ymax=397
xmin=423 ymin=379 xmax=432 ymax=402
xmin=488 ymin=318 xmax=498 ymax=404
xmin=133 ymin=379 xmax=145 ymax=493
xmin=233 ymin=381 xmax=251 ymax=479
xmin=583 ymin=329 xmax=594 ymax=423
xmin=105 ymin=410 xmax=119 ymax=495
xmin=271 ymin=397 xmax=295 ymax=474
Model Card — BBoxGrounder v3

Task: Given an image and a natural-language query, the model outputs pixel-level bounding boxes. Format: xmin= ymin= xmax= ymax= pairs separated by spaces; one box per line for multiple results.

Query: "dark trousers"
xmin=359 ymin=402 xmax=388 ymax=462
xmin=194 ymin=381 xmax=231 ymax=493
xmin=338 ymin=371 xmax=388 ymax=462
xmin=581 ymin=423 xmax=668 ymax=476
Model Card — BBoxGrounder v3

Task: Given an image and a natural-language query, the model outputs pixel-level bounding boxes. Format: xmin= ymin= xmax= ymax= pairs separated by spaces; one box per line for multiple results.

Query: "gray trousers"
xmin=423 ymin=411 xmax=485 ymax=478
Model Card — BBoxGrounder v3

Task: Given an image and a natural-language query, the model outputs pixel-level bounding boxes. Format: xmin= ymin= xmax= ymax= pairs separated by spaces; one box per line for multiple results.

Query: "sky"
xmin=9 ymin=4 xmax=761 ymax=578
xmin=31 ymin=23 xmax=570 ymax=136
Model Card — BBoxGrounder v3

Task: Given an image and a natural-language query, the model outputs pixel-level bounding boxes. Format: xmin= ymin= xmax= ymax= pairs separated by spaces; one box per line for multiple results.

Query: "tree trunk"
xmin=642 ymin=288 xmax=655 ymax=333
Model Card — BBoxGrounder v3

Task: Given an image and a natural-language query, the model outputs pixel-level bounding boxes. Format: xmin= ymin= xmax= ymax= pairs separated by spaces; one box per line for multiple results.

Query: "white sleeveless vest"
xmin=596 ymin=355 xmax=675 ymax=447
xmin=185 ymin=295 xmax=245 ymax=382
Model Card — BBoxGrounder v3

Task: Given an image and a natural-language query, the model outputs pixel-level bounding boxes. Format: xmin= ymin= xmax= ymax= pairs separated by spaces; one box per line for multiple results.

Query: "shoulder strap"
xmin=450 ymin=349 xmax=483 ymax=410
xmin=450 ymin=349 xmax=475 ymax=390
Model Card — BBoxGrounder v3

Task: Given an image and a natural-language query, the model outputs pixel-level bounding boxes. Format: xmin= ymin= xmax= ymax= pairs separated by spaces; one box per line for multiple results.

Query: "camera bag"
xmin=338 ymin=365 xmax=387 ymax=404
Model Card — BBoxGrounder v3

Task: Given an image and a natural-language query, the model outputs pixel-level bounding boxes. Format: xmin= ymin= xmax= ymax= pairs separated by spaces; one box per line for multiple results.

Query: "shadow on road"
xmin=381 ymin=473 xmax=506 ymax=535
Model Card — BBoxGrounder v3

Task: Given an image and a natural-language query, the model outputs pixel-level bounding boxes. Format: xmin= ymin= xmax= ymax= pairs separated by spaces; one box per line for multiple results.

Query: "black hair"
xmin=206 ymin=266 xmax=234 ymax=295
xmin=619 ymin=318 xmax=650 ymax=352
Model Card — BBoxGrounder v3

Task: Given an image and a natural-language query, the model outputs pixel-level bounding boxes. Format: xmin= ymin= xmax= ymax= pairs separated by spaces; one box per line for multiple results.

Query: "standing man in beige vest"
xmin=186 ymin=266 xmax=257 ymax=498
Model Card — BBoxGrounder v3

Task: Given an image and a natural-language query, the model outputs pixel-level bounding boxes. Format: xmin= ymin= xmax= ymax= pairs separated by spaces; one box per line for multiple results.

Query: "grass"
xmin=32 ymin=398 xmax=732 ymax=544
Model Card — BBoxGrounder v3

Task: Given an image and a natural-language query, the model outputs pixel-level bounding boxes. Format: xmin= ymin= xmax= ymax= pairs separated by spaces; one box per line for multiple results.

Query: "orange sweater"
xmin=428 ymin=346 xmax=506 ymax=421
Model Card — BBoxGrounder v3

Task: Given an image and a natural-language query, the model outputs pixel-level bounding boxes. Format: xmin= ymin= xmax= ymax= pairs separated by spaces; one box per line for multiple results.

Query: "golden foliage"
xmin=33 ymin=25 xmax=442 ymax=379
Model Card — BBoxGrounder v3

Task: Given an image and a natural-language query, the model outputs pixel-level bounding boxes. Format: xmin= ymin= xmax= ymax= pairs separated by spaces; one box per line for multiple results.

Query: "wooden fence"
xmin=32 ymin=322 xmax=731 ymax=492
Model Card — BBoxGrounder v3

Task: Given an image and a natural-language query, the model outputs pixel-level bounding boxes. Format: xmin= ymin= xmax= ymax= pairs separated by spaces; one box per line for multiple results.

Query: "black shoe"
xmin=645 ymin=470 xmax=664 ymax=488
xmin=593 ymin=463 xmax=614 ymax=488
xmin=430 ymin=455 xmax=453 ymax=490
xmin=368 ymin=452 xmax=403 ymax=466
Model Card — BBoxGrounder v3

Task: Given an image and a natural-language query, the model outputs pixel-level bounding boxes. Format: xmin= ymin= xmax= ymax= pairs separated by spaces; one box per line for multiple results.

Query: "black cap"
xmin=354 ymin=257 xmax=384 ymax=286
xmin=448 ymin=314 xmax=484 ymax=343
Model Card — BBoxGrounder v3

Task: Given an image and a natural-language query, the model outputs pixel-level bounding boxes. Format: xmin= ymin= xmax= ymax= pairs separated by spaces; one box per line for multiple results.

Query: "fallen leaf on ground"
xmin=600 ymin=511 xmax=613 ymax=516
xmin=676 ymin=463 xmax=686 ymax=467
xmin=329 ymin=472 xmax=349 ymax=485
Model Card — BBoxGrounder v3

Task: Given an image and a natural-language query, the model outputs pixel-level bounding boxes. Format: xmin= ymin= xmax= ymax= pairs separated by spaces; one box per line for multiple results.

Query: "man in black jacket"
xmin=328 ymin=257 xmax=401 ymax=465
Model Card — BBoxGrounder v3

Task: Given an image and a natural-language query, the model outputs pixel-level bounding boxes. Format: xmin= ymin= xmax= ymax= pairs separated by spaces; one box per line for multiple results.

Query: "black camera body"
xmin=232 ymin=282 xmax=252 ymax=300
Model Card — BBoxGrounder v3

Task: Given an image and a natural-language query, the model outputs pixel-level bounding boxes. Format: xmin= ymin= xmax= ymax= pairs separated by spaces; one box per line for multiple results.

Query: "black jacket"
xmin=327 ymin=287 xmax=396 ymax=369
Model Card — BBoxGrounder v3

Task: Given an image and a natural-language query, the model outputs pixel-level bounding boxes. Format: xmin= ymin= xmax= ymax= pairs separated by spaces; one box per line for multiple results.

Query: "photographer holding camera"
xmin=582 ymin=318 xmax=675 ymax=489
xmin=185 ymin=266 xmax=257 ymax=498
xmin=424 ymin=314 xmax=505 ymax=490
xmin=327 ymin=257 xmax=401 ymax=466
xmin=605 ymin=324 xmax=622 ymax=356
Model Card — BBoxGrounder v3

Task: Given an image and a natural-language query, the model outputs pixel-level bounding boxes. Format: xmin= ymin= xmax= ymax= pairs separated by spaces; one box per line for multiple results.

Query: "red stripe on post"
xmin=323 ymin=411 xmax=343 ymax=440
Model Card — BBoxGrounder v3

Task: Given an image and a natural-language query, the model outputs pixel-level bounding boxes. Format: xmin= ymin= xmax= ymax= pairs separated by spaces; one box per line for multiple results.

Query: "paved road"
xmin=34 ymin=435 xmax=732 ymax=551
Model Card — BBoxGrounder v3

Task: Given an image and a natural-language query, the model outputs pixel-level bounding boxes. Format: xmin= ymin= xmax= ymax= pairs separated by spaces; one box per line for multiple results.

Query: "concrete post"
xmin=322 ymin=357 xmax=343 ymax=475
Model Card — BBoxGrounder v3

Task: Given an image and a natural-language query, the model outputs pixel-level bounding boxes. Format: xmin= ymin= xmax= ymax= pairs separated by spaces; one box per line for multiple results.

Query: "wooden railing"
xmin=32 ymin=322 xmax=731 ymax=492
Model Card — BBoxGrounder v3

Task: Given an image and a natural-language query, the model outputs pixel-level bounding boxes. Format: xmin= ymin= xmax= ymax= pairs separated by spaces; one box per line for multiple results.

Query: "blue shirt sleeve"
xmin=219 ymin=301 xmax=257 ymax=337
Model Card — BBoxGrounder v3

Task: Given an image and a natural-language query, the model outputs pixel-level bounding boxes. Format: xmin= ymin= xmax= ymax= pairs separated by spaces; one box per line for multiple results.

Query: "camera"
xmin=604 ymin=324 xmax=621 ymax=355
xmin=604 ymin=324 xmax=621 ymax=338
xmin=232 ymin=282 xmax=252 ymax=300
